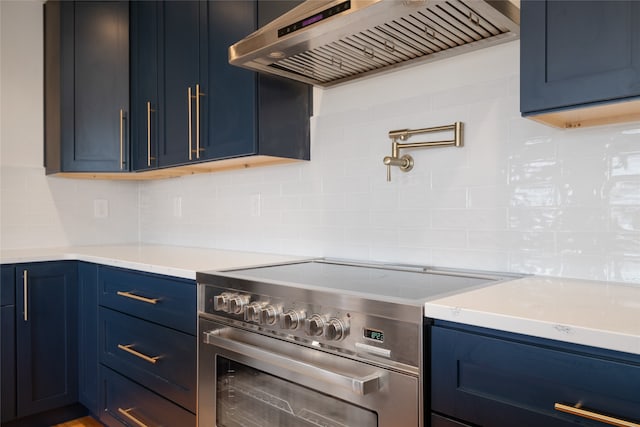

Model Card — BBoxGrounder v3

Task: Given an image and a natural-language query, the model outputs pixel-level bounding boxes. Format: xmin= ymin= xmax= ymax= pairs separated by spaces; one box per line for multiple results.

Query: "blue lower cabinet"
xmin=98 ymin=265 xmax=196 ymax=335
xmin=99 ymin=366 xmax=196 ymax=427
xmin=1 ymin=305 xmax=16 ymax=423
xmin=430 ymin=322 xmax=640 ymax=427
xmin=1 ymin=264 xmax=16 ymax=423
xmin=99 ymin=307 xmax=196 ymax=412
xmin=15 ymin=261 xmax=78 ymax=418
xmin=78 ymin=262 xmax=100 ymax=416
xmin=95 ymin=264 xmax=197 ymax=426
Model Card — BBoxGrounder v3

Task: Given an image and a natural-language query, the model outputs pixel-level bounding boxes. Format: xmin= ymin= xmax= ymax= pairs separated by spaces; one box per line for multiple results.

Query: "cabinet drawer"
xmin=431 ymin=325 xmax=640 ymax=427
xmin=99 ymin=366 xmax=195 ymax=427
xmin=99 ymin=307 xmax=196 ymax=412
xmin=1 ymin=264 xmax=15 ymax=306
xmin=98 ymin=266 xmax=196 ymax=334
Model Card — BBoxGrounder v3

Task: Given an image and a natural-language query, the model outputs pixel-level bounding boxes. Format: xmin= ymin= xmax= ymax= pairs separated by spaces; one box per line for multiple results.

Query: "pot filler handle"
xmin=203 ymin=329 xmax=381 ymax=396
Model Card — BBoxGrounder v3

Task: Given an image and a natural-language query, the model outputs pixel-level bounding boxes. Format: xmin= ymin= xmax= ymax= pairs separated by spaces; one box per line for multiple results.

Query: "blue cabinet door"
xmin=205 ymin=0 xmax=257 ymax=159
xmin=520 ymin=0 xmax=640 ymax=115
xmin=1 ymin=265 xmax=16 ymax=422
xmin=48 ymin=1 xmax=130 ymax=173
xmin=431 ymin=322 xmax=640 ymax=427
xmin=158 ymin=0 xmax=207 ymax=167
xmin=131 ymin=1 xmax=160 ymax=171
xmin=1 ymin=305 xmax=16 ymax=423
xmin=15 ymin=262 xmax=78 ymax=417
xmin=256 ymin=1 xmax=311 ymax=161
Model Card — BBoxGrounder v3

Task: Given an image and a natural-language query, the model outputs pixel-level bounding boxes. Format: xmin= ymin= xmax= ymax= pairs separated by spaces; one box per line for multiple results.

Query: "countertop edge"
xmin=424 ymin=302 xmax=640 ymax=356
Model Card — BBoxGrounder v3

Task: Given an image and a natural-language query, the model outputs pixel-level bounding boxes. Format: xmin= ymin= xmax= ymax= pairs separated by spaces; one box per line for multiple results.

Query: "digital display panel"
xmin=364 ymin=328 xmax=384 ymax=343
xmin=278 ymin=1 xmax=351 ymax=38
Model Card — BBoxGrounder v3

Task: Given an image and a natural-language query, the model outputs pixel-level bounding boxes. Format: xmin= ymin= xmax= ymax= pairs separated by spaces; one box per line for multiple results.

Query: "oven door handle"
xmin=203 ymin=329 xmax=381 ymax=395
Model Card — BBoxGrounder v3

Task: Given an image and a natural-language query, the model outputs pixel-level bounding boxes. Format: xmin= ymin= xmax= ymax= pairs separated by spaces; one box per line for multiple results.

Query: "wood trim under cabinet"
xmin=48 ymin=155 xmax=304 ymax=180
xmin=525 ymin=99 xmax=640 ymax=129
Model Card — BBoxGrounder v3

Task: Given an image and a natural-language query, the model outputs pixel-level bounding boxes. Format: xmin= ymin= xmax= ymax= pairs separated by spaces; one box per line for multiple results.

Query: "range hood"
xmin=229 ymin=0 xmax=520 ymax=88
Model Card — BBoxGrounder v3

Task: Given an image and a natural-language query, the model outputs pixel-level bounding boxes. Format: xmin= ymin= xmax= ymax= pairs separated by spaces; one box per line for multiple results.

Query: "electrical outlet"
xmin=94 ymin=199 xmax=108 ymax=218
xmin=250 ymin=194 xmax=261 ymax=217
xmin=173 ymin=196 xmax=182 ymax=217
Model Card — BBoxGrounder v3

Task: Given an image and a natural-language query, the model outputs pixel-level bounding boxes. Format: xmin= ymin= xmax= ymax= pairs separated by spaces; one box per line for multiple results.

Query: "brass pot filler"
xmin=383 ymin=122 xmax=463 ymax=181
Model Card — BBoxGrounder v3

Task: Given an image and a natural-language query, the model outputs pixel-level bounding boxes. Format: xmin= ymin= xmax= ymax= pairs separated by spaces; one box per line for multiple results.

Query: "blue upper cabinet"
xmin=205 ymin=0 xmax=257 ymax=159
xmin=159 ymin=1 xmax=209 ymax=167
xmin=130 ymin=0 xmax=310 ymax=172
xmin=520 ymin=0 xmax=640 ymax=128
xmin=45 ymin=1 xmax=130 ymax=173
xmin=256 ymin=1 xmax=311 ymax=161
xmin=130 ymin=1 xmax=159 ymax=171
xmin=131 ymin=1 xmax=207 ymax=169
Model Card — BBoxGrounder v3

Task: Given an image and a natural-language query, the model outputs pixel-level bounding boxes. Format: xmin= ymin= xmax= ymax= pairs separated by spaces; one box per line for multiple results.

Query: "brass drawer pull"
xmin=555 ymin=403 xmax=640 ymax=427
xmin=116 ymin=291 xmax=159 ymax=305
xmin=118 ymin=407 xmax=150 ymax=427
xmin=117 ymin=344 xmax=160 ymax=364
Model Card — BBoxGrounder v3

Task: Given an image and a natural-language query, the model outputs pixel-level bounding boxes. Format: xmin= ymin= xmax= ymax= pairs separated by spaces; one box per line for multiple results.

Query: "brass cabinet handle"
xmin=119 ymin=109 xmax=125 ymax=170
xmin=146 ymin=102 xmax=156 ymax=167
xmin=187 ymin=86 xmax=193 ymax=160
xmin=555 ymin=403 xmax=640 ymax=427
xmin=117 ymin=344 xmax=160 ymax=364
xmin=22 ymin=270 xmax=28 ymax=322
xmin=195 ymin=83 xmax=204 ymax=160
xmin=116 ymin=291 xmax=159 ymax=305
xmin=117 ymin=407 xmax=150 ymax=427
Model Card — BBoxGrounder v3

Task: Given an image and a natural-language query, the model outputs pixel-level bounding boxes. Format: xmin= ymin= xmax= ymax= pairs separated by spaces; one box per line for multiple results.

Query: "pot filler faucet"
xmin=383 ymin=122 xmax=463 ymax=181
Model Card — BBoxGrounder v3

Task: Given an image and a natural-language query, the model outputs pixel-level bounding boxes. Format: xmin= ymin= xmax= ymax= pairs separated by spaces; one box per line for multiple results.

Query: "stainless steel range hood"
xmin=229 ymin=0 xmax=520 ymax=88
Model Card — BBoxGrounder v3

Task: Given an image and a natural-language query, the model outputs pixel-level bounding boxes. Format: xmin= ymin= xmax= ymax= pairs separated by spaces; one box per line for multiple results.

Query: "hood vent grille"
xmin=231 ymin=0 xmax=519 ymax=88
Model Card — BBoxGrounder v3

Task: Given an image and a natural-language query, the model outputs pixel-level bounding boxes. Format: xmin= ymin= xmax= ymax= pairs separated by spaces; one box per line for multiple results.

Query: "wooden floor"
xmin=53 ymin=416 xmax=104 ymax=427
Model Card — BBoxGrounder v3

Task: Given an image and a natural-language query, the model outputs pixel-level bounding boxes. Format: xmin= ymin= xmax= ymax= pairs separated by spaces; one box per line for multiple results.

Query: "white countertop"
xmin=0 ymin=245 xmax=309 ymax=279
xmin=2 ymin=245 xmax=638 ymax=355
xmin=424 ymin=275 xmax=640 ymax=356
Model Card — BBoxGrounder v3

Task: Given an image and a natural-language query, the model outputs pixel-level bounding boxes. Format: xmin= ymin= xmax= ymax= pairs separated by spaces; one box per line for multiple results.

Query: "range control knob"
xmin=325 ymin=318 xmax=349 ymax=341
xmin=280 ymin=310 xmax=306 ymax=330
xmin=259 ymin=305 xmax=279 ymax=326
xmin=227 ymin=294 xmax=250 ymax=315
xmin=244 ymin=302 xmax=264 ymax=323
xmin=304 ymin=314 xmax=325 ymax=337
xmin=213 ymin=292 xmax=235 ymax=312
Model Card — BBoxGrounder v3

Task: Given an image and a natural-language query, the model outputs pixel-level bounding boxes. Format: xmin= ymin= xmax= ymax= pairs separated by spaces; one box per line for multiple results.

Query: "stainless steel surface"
xmin=199 ymin=318 xmax=419 ymax=427
xmin=384 ymin=121 xmax=462 ymax=181
xmin=229 ymin=0 xmax=520 ymax=87
xmin=204 ymin=328 xmax=381 ymax=396
xmin=197 ymin=259 xmax=520 ymax=427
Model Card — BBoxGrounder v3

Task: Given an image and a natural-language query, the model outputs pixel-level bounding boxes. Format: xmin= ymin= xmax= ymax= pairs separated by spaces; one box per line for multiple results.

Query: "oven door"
xmin=198 ymin=318 xmax=420 ymax=427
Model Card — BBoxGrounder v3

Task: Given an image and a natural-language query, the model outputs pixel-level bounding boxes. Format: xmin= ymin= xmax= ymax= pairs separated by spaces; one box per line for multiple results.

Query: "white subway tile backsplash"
xmin=131 ymin=41 xmax=639 ymax=283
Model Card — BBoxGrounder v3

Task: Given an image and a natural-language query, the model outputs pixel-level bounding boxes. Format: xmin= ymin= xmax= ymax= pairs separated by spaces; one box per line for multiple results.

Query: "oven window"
xmin=215 ymin=356 xmax=378 ymax=427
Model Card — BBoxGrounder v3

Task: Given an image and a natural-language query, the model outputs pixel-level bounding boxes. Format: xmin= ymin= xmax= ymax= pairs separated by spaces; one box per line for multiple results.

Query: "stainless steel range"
xmin=197 ymin=259 xmax=518 ymax=427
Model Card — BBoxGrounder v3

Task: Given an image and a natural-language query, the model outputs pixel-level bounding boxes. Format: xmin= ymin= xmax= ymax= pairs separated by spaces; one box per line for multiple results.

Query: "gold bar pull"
xmin=555 ymin=403 xmax=640 ymax=427
xmin=23 ymin=270 xmax=28 ymax=322
xmin=188 ymin=86 xmax=193 ymax=160
xmin=146 ymin=102 xmax=156 ymax=167
xmin=194 ymin=83 xmax=206 ymax=159
xmin=117 ymin=408 xmax=150 ymax=427
xmin=116 ymin=291 xmax=159 ymax=305
xmin=117 ymin=344 xmax=161 ymax=364
xmin=119 ymin=109 xmax=125 ymax=170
